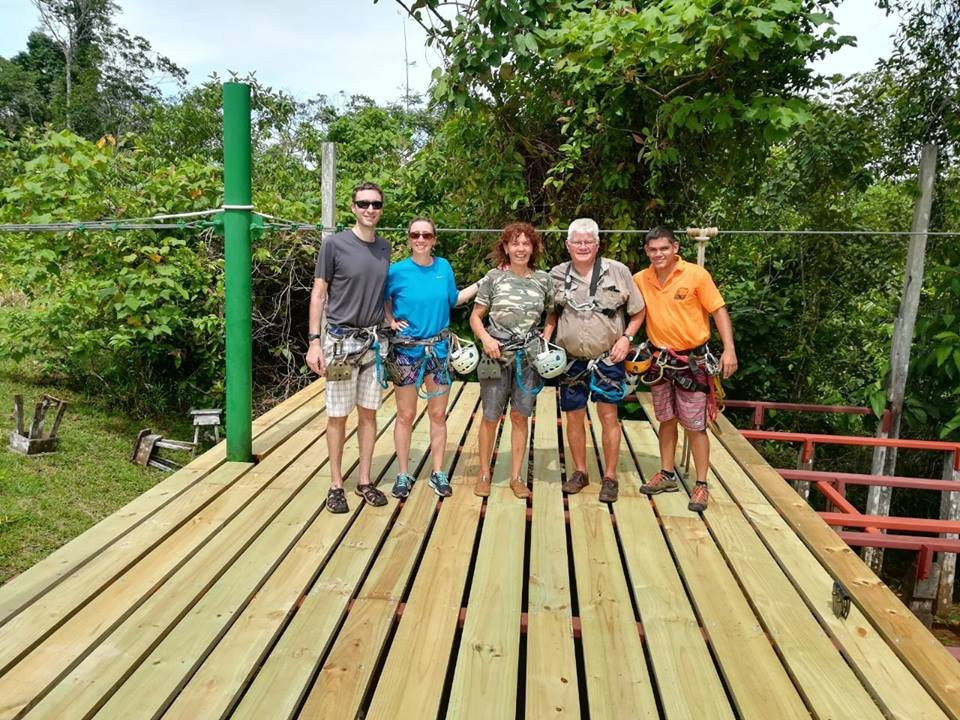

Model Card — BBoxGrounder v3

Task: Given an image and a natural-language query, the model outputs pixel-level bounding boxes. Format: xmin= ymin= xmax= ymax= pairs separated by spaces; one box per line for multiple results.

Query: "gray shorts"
xmin=323 ymin=331 xmax=386 ymax=417
xmin=479 ymin=356 xmax=539 ymax=421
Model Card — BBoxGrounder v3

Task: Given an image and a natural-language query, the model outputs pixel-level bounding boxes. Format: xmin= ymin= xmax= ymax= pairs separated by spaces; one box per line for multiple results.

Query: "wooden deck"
xmin=1 ymin=380 xmax=959 ymax=719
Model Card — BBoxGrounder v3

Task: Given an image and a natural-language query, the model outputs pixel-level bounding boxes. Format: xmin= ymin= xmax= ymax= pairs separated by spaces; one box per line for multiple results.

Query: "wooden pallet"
xmin=0 ymin=383 xmax=956 ymax=719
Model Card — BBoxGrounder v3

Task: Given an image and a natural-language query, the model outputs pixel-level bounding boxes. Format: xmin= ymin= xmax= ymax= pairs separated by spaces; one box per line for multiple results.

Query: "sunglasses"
xmin=409 ymin=231 xmax=435 ymax=239
xmin=354 ymin=200 xmax=383 ymax=209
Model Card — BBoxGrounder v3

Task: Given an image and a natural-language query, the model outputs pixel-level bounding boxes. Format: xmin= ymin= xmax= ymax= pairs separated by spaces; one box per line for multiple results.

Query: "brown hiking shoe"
xmin=562 ymin=470 xmax=589 ymax=494
xmin=474 ymin=475 xmax=491 ymax=497
xmin=510 ymin=476 xmax=531 ymax=499
xmin=640 ymin=470 xmax=680 ymax=496
xmin=688 ymin=482 xmax=709 ymax=512
xmin=598 ymin=477 xmax=619 ymax=503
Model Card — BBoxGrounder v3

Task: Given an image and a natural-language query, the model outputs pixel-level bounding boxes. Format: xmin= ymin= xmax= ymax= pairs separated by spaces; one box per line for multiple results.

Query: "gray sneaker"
xmin=392 ymin=473 xmax=414 ymax=499
xmin=429 ymin=470 xmax=453 ymax=497
xmin=640 ymin=469 xmax=680 ymax=495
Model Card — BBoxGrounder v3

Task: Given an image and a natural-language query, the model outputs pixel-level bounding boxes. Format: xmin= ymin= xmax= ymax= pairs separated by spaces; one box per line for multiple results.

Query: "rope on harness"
xmin=588 ymin=359 xmax=627 ymax=403
xmin=414 ymin=345 xmax=451 ymax=400
xmin=514 ymin=348 xmax=544 ymax=396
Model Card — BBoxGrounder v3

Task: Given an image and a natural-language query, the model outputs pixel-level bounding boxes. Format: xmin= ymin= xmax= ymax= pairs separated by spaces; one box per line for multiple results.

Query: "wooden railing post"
xmin=866 ymin=143 xmax=938 ymax=571
xmin=938 ymin=450 xmax=960 ymax=612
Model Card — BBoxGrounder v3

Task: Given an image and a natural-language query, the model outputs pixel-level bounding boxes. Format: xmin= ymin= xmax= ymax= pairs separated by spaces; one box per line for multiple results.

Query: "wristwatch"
xmin=622 ymin=333 xmax=635 ymax=342
xmin=308 ymin=333 xmax=322 ymax=342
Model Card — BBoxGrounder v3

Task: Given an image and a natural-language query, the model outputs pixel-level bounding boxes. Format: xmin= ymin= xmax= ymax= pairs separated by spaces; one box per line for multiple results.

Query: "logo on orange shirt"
xmin=674 ymin=287 xmax=690 ymax=300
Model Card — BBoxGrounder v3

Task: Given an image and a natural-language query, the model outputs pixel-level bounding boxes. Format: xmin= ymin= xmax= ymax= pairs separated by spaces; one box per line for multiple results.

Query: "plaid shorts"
xmin=323 ymin=330 xmax=386 ymax=417
xmin=650 ymin=369 xmax=709 ymax=432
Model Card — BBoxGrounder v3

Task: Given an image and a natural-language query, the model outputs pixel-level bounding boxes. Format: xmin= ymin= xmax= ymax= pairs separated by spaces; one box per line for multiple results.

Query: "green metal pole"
xmin=223 ymin=82 xmax=253 ymax=462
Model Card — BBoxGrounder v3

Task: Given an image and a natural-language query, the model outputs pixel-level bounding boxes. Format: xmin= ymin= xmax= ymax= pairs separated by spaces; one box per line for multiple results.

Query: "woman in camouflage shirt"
xmin=469 ymin=222 xmax=555 ymax=499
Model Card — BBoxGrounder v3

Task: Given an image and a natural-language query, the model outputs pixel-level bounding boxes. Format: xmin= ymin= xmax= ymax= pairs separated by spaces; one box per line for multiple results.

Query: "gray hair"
xmin=567 ymin=217 xmax=600 ymax=242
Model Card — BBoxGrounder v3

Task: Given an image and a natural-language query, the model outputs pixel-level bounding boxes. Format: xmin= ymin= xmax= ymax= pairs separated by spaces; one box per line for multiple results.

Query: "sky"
xmin=0 ymin=0 xmax=901 ymax=105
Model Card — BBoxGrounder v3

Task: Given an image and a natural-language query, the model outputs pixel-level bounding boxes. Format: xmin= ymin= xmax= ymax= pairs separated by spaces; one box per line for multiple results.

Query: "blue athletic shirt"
xmin=386 ymin=256 xmax=459 ymax=358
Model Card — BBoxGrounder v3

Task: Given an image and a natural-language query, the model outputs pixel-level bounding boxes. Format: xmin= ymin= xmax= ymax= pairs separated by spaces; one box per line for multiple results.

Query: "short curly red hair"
xmin=490 ymin=222 xmax=542 ymax=268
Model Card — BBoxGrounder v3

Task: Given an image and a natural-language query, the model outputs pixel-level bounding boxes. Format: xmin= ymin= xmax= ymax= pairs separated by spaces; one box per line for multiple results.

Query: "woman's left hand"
xmin=391 ymin=318 xmax=409 ymax=332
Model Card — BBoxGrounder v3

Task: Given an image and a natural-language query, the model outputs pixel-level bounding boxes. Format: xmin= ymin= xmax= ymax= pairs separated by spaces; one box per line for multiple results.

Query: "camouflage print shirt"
xmin=475 ymin=268 xmax=555 ymax=358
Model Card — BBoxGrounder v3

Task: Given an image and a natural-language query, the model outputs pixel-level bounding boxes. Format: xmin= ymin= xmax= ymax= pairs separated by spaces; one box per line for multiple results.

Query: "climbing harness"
xmin=386 ymin=330 xmax=452 ymax=399
xmin=639 ymin=341 xmax=726 ymax=419
xmin=559 ymin=352 xmax=629 ymax=403
xmin=324 ymin=324 xmax=388 ymax=388
xmin=479 ymin=327 xmax=546 ymax=396
xmin=557 ymin=257 xmax=621 ymax=319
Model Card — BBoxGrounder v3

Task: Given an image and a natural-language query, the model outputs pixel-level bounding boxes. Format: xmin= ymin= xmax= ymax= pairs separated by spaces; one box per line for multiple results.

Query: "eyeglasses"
xmin=568 ymin=239 xmax=598 ymax=247
xmin=409 ymin=231 xmax=435 ymax=239
xmin=354 ymin=200 xmax=383 ymax=209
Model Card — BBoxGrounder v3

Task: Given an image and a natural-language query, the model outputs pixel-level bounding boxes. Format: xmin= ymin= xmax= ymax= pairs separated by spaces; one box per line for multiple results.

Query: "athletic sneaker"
xmin=392 ymin=473 xmax=414 ymax=499
xmin=429 ymin=470 xmax=453 ymax=498
xmin=640 ymin=469 xmax=680 ymax=495
xmin=688 ymin=482 xmax=709 ymax=512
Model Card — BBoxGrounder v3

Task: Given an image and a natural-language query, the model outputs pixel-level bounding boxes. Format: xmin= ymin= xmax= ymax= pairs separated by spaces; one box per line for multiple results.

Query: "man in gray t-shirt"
xmin=306 ymin=182 xmax=391 ymax=514
xmin=314 ymin=229 xmax=390 ymax=328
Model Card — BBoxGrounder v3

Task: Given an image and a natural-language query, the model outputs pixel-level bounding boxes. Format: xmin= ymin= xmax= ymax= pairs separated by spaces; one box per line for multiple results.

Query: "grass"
xmin=0 ymin=358 xmax=194 ymax=584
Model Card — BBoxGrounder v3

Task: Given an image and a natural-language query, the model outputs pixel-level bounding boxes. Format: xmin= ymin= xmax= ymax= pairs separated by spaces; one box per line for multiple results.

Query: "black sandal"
xmin=326 ymin=487 xmax=348 ymax=514
xmin=355 ymin=483 xmax=387 ymax=507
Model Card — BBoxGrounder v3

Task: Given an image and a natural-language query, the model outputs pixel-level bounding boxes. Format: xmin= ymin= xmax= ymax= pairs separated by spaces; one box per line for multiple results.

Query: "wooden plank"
xmin=0 ymin=380 xmax=325 ymax=625
xmin=97 ymin=400 xmax=394 ymax=720
xmin=446 ymin=402 xmax=528 ymax=719
xmin=525 ymin=389 xmax=580 ymax=719
xmin=707 ymin=408 xmax=960 ymax=718
xmin=24 ymin=407 xmax=358 ymax=720
xmin=696 ymin=424 xmax=947 ymax=720
xmin=365 ymin=406 xmax=486 ymax=720
xmin=1 ymin=397 xmax=344 ymax=714
xmin=300 ymin=384 xmax=479 ymax=720
xmin=563 ymin=411 xmax=659 ymax=719
xmin=627 ymin=413 xmax=890 ymax=719
xmin=660 ymin=515 xmax=811 ymax=719
xmin=616 ymin=419 xmax=734 ymax=720
xmin=224 ymin=404 xmax=431 ymax=720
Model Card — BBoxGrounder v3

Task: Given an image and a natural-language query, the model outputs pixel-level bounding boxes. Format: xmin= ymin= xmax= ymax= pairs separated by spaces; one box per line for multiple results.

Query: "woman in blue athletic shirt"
xmin=384 ymin=218 xmax=478 ymax=499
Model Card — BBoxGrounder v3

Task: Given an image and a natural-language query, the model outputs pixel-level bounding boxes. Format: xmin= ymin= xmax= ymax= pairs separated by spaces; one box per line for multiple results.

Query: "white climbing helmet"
xmin=448 ymin=335 xmax=480 ymax=375
xmin=532 ymin=339 xmax=567 ymax=379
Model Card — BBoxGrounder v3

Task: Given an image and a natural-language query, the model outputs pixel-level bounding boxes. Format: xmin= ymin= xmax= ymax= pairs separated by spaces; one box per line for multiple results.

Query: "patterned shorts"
xmin=388 ymin=347 xmax=450 ymax=388
xmin=323 ymin=330 xmax=386 ymax=418
xmin=650 ymin=370 xmax=709 ymax=432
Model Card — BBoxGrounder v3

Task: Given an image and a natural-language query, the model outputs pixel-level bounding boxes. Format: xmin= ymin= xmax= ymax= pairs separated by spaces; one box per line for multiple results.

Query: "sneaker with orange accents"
xmin=639 ymin=469 xmax=679 ymax=496
xmin=688 ymin=482 xmax=709 ymax=512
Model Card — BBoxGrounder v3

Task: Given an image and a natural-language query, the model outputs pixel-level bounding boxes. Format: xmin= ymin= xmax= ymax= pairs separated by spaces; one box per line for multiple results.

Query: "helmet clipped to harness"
xmin=532 ymin=338 xmax=568 ymax=379
xmin=624 ymin=344 xmax=653 ymax=376
xmin=448 ymin=335 xmax=480 ymax=375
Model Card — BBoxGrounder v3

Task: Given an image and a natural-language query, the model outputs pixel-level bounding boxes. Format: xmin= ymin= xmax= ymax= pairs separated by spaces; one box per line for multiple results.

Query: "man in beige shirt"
xmin=543 ymin=218 xmax=646 ymax=503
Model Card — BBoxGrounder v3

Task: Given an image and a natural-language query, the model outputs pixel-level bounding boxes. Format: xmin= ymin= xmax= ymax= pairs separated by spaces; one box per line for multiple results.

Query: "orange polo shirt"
xmin=632 ymin=258 xmax=725 ymax=350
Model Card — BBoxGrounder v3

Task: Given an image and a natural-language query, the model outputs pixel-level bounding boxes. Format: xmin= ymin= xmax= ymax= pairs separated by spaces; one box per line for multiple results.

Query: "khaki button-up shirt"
xmin=550 ymin=258 xmax=645 ymax=359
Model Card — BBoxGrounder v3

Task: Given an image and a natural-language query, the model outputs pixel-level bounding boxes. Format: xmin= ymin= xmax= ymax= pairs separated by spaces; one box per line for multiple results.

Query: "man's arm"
xmin=542 ymin=311 xmax=557 ymax=343
xmin=306 ymin=277 xmax=327 ymax=376
xmin=711 ymin=305 xmax=737 ymax=379
xmin=609 ymin=308 xmax=646 ymax=363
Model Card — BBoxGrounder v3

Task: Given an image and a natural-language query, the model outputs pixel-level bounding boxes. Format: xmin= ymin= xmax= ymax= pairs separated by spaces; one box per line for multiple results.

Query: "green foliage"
xmin=0 ymin=129 xmax=223 ymax=413
xmin=397 ymin=0 xmax=852 ymax=225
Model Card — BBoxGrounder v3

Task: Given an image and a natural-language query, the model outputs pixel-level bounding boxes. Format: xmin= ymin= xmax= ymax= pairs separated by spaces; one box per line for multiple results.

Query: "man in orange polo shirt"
xmin=632 ymin=226 xmax=737 ymax=511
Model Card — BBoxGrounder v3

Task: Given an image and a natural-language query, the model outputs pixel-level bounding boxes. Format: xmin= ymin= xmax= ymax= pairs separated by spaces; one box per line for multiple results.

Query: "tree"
xmin=389 ymin=0 xmax=853 ymax=234
xmin=14 ymin=0 xmax=187 ymax=138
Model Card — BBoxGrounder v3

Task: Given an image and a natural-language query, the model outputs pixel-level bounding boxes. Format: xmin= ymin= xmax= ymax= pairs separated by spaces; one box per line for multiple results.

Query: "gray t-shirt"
xmin=315 ymin=229 xmax=391 ymax=327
